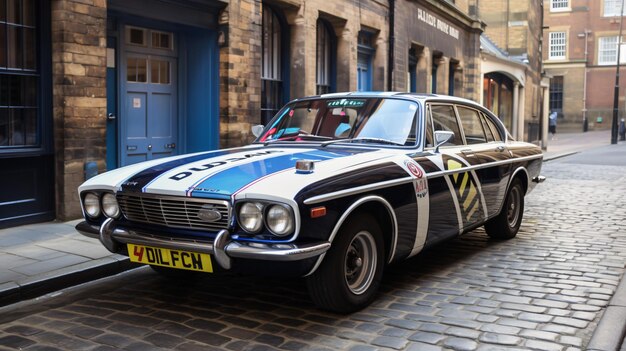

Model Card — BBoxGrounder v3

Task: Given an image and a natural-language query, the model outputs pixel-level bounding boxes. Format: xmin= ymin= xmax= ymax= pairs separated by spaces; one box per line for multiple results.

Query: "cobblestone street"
xmin=1 ymin=147 xmax=626 ymax=351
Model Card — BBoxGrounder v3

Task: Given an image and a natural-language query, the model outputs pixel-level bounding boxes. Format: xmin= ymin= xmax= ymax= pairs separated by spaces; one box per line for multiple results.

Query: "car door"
xmin=454 ymin=105 xmax=509 ymax=220
xmin=421 ymin=104 xmax=486 ymax=246
xmin=477 ymin=109 xmax=513 ymax=217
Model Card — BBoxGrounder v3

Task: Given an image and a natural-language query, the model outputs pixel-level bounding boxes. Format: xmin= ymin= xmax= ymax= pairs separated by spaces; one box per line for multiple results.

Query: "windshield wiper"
xmin=263 ymin=134 xmax=332 ymax=146
xmin=322 ymin=137 xmax=405 ymax=147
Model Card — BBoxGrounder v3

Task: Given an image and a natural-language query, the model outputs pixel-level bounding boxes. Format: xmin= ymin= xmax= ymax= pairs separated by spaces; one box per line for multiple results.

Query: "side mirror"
xmin=434 ymin=131 xmax=454 ymax=153
xmin=251 ymin=124 xmax=265 ymax=138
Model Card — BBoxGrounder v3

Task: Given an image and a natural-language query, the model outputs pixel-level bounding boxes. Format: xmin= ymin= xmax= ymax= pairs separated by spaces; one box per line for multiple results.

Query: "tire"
xmin=306 ymin=214 xmax=385 ymax=313
xmin=485 ymin=178 xmax=524 ymax=240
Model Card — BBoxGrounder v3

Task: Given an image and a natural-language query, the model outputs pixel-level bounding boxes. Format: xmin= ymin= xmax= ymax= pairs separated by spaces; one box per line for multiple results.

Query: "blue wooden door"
xmin=123 ymin=53 xmax=177 ymax=165
xmin=357 ymin=53 xmax=371 ymax=91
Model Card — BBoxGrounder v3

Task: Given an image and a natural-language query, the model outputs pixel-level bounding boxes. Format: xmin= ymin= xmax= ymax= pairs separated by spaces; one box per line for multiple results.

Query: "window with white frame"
xmin=598 ymin=36 xmax=626 ymax=65
xmin=550 ymin=0 xmax=569 ymax=11
xmin=604 ymin=0 xmax=623 ymax=17
xmin=549 ymin=32 xmax=566 ymax=60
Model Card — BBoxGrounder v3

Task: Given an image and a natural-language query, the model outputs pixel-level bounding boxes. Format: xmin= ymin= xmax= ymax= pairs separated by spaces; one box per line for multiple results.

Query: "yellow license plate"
xmin=128 ymin=244 xmax=213 ymax=273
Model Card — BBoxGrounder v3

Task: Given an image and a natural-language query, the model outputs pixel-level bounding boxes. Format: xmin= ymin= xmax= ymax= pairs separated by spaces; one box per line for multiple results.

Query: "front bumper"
xmin=76 ymin=219 xmax=330 ymax=270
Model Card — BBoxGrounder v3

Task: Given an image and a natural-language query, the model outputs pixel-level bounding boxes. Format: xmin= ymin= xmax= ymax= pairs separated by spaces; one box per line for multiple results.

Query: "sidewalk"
xmin=0 ymin=219 xmax=134 ymax=306
xmin=0 ymin=130 xmax=624 ymax=350
xmin=542 ymin=129 xmax=613 ymax=161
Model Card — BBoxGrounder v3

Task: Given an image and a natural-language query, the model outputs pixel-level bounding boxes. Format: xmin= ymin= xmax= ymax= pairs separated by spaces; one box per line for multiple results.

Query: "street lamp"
xmin=578 ymin=30 xmax=592 ymax=132
xmin=612 ymin=0 xmax=626 ymax=144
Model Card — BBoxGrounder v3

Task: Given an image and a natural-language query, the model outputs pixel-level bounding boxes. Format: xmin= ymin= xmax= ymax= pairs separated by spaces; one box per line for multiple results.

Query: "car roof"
xmin=294 ymin=92 xmax=485 ymax=109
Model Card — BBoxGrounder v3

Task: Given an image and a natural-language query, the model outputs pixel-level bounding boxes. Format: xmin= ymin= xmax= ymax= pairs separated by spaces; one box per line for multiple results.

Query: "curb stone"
xmin=587 ymin=273 xmax=626 ymax=351
xmin=0 ymin=256 xmax=137 ymax=307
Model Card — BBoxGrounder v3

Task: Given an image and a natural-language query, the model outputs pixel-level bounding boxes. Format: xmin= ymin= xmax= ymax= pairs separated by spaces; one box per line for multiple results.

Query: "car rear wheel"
xmin=485 ymin=178 xmax=524 ymax=240
xmin=306 ymin=214 xmax=384 ymax=313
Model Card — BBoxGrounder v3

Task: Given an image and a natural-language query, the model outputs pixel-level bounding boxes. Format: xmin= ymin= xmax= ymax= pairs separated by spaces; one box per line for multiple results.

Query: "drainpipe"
xmin=387 ymin=0 xmax=395 ymax=91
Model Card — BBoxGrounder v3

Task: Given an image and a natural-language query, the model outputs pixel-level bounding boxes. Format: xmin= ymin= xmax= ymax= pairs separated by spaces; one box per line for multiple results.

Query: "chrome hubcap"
xmin=345 ymin=231 xmax=377 ymax=295
xmin=506 ymin=187 xmax=521 ymax=228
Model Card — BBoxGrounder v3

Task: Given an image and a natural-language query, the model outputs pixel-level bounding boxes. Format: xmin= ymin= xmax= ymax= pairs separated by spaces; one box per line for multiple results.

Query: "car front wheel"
xmin=306 ymin=214 xmax=384 ymax=313
xmin=485 ymin=178 xmax=524 ymax=240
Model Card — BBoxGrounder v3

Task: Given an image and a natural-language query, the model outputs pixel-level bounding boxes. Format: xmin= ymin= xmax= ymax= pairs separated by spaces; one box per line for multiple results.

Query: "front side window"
xmin=430 ymin=104 xmax=463 ymax=146
xmin=1 ymin=0 xmax=39 ymax=148
xmin=457 ymin=107 xmax=487 ymax=145
xmin=604 ymin=0 xmax=623 ymax=17
xmin=549 ymin=32 xmax=566 ymax=60
xmin=261 ymin=5 xmax=285 ymax=124
xmin=316 ymin=19 xmax=335 ymax=95
xmin=598 ymin=36 xmax=626 ymax=65
xmin=258 ymin=98 xmax=419 ymax=147
xmin=550 ymin=0 xmax=569 ymax=11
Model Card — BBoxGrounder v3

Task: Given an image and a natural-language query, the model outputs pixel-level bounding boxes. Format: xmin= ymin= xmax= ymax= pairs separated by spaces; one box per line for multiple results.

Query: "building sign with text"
xmin=411 ymin=6 xmax=465 ymax=58
xmin=417 ymin=8 xmax=460 ymax=40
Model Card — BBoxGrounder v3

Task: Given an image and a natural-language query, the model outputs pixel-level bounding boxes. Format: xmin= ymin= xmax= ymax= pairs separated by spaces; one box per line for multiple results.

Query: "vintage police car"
xmin=76 ymin=92 xmax=544 ymax=313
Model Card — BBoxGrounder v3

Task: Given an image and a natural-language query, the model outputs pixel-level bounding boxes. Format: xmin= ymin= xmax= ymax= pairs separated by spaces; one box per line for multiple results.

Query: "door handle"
xmin=147 ymin=144 xmax=152 ymax=151
xmin=461 ymin=149 xmax=475 ymax=157
xmin=107 ymin=113 xmax=116 ymax=120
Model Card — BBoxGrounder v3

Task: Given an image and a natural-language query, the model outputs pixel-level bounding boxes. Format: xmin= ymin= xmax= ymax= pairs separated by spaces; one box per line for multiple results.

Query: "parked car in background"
xmin=76 ymin=92 xmax=544 ymax=313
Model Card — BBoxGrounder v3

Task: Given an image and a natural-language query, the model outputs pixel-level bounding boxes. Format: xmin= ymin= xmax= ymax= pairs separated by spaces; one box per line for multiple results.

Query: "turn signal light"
xmin=310 ymin=206 xmax=326 ymax=218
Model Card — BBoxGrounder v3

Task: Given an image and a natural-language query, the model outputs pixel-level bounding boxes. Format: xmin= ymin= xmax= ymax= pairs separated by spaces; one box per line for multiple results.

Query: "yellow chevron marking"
xmin=466 ymin=201 xmax=479 ymax=220
xmin=447 ymin=160 xmax=462 ymax=183
xmin=447 ymin=159 xmax=480 ymax=222
xmin=463 ymin=184 xmax=477 ymax=209
xmin=460 ymin=172 xmax=469 ymax=195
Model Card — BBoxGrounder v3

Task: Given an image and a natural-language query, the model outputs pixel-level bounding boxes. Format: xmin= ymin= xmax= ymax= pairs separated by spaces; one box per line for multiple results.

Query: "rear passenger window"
xmin=430 ymin=105 xmax=463 ymax=146
xmin=457 ymin=107 xmax=487 ymax=144
xmin=481 ymin=112 xmax=503 ymax=142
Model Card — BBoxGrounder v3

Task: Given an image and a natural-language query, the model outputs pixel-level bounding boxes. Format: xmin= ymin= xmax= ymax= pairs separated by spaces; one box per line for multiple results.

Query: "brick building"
xmin=543 ymin=0 xmax=626 ymax=131
xmin=1 ymin=0 xmax=487 ymax=228
xmin=469 ymin=0 xmax=548 ymax=144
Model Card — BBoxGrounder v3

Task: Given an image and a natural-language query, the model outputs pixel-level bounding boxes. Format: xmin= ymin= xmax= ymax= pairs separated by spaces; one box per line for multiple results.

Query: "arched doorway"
xmin=483 ymin=72 xmax=514 ymax=131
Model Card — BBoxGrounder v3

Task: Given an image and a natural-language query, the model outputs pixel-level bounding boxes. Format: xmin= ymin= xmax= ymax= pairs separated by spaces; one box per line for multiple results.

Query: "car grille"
xmin=117 ymin=194 xmax=231 ymax=231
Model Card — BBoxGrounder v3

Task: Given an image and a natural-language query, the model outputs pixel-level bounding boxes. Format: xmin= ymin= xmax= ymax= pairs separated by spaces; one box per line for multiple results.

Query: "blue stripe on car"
xmin=121 ymin=148 xmax=262 ymax=192
xmin=190 ymin=149 xmax=359 ymax=198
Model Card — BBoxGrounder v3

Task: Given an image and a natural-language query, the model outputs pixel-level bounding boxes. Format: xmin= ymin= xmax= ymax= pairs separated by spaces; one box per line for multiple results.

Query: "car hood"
xmin=79 ymin=145 xmax=405 ymax=200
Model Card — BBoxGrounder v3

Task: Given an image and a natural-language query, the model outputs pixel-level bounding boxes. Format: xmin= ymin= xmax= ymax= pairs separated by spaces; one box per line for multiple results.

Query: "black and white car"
xmin=76 ymin=92 xmax=544 ymax=313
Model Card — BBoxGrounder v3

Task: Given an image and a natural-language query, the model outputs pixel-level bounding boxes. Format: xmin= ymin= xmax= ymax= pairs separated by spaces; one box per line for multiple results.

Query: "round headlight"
xmin=266 ymin=204 xmax=294 ymax=236
xmin=84 ymin=193 xmax=101 ymax=218
xmin=102 ymin=193 xmax=120 ymax=218
xmin=239 ymin=202 xmax=264 ymax=233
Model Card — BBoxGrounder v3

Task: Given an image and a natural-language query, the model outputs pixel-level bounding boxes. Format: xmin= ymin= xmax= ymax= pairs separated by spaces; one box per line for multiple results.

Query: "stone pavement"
xmin=0 ymin=131 xmax=625 ymax=350
xmin=542 ymin=129 xmax=612 ymax=161
xmin=0 ymin=220 xmax=134 ymax=306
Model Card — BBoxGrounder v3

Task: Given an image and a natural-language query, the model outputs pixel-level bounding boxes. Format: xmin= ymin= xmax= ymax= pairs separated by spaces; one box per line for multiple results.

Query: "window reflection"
xmin=150 ymin=60 xmax=170 ymax=84
xmin=127 ymin=58 xmax=147 ymax=83
xmin=0 ymin=0 xmax=39 ymax=149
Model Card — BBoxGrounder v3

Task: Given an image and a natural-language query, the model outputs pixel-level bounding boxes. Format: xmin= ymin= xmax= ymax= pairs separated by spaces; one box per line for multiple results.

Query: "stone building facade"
xmin=476 ymin=0 xmax=547 ymax=143
xmin=2 ymin=0 xmax=487 ymax=228
xmin=543 ymin=0 xmax=626 ymax=131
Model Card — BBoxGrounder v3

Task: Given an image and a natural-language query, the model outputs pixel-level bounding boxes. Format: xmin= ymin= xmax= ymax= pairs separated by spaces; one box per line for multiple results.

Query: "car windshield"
xmin=256 ymin=97 xmax=420 ymax=147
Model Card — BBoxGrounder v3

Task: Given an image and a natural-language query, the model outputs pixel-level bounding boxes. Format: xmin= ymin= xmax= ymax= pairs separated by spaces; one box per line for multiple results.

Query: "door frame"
xmin=107 ymin=11 xmax=221 ymax=169
xmin=108 ymin=15 xmax=184 ymax=168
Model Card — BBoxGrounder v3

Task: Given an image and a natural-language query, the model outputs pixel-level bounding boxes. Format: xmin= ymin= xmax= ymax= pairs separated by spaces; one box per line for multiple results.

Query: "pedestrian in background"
xmin=549 ymin=111 xmax=557 ymax=140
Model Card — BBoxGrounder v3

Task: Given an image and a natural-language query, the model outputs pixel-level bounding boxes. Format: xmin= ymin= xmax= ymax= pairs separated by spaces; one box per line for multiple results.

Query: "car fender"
xmin=304 ymin=195 xmax=398 ymax=277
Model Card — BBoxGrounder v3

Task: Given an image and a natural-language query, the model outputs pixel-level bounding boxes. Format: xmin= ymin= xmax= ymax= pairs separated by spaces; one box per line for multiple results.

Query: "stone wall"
xmin=219 ymin=0 xmax=263 ymax=147
xmin=51 ymin=0 xmax=107 ymax=220
xmin=218 ymin=0 xmax=389 ymax=147
xmin=393 ymin=0 xmax=483 ymax=101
